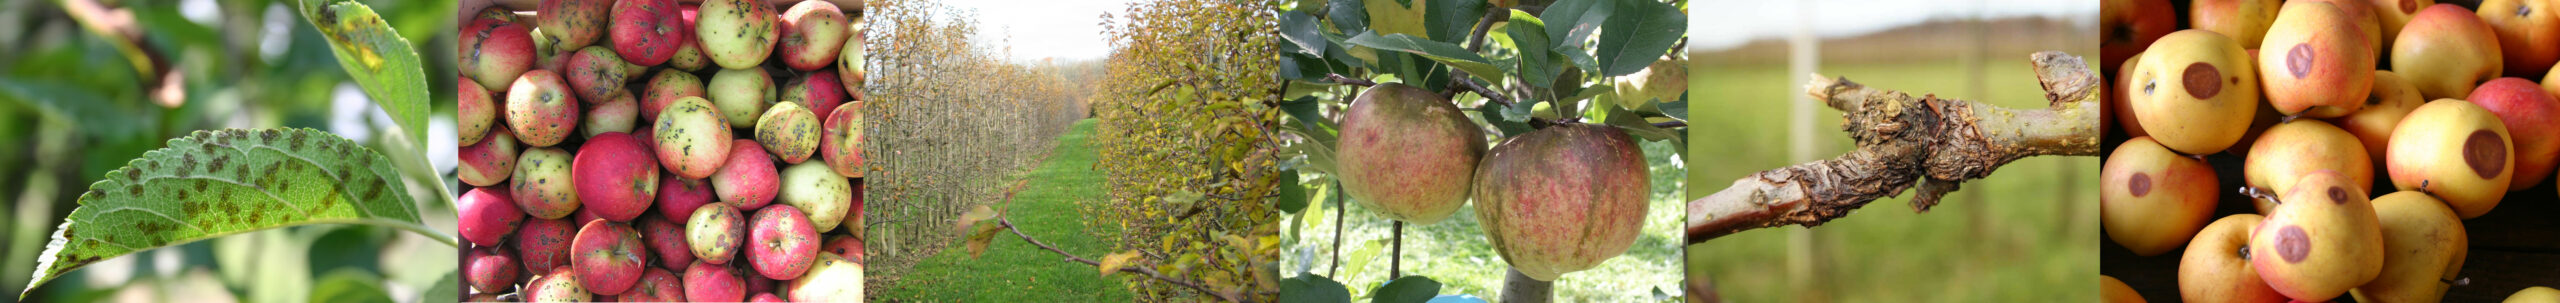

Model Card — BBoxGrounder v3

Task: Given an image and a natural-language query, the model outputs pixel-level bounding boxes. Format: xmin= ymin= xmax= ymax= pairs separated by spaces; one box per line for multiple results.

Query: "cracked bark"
xmin=1685 ymin=51 xmax=2101 ymax=244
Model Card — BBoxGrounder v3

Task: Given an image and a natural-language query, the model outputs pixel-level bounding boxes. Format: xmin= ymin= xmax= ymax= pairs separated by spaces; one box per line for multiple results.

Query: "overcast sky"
xmin=940 ymin=0 xmax=1135 ymax=63
xmin=1689 ymin=0 xmax=2096 ymax=51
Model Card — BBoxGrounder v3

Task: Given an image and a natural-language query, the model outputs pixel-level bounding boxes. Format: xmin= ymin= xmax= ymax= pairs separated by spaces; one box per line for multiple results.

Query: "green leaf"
xmin=1279 ymin=96 xmax=1338 ymax=141
xmin=1345 ymin=33 xmax=1506 ymax=84
xmin=1593 ymin=0 xmax=1686 ymax=76
xmin=419 ymin=271 xmax=458 ymax=303
xmin=1506 ymin=11 xmax=1558 ymax=88
xmin=1371 ymin=276 xmax=1443 ymax=303
xmin=1279 ymin=273 xmax=1353 ymax=303
xmin=1477 ymin=101 xmax=1534 ymax=137
xmin=1329 ymin=0 xmax=1372 ymax=36
xmin=296 ymin=0 xmax=430 ymax=148
xmin=1283 ymin=11 xmax=1329 ymax=56
xmin=1423 ymin=0 xmax=1487 ymax=45
xmin=1540 ymin=0 xmax=1613 ymax=51
xmin=309 ymin=269 xmax=394 ymax=303
xmin=1603 ymin=104 xmax=1680 ymax=142
xmin=1276 ymin=170 xmax=1310 ymax=214
xmin=21 ymin=128 xmax=438 ymax=298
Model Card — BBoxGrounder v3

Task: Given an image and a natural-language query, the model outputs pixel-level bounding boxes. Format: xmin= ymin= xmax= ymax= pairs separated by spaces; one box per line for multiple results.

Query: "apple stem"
xmin=1500 ymin=268 xmax=1555 ymax=303
xmin=2238 ymin=186 xmax=2281 ymax=205
xmin=1390 ymin=221 xmax=1404 ymax=279
xmin=1328 ymin=180 xmax=1348 ymax=278
xmin=1686 ymin=51 xmax=2100 ymax=244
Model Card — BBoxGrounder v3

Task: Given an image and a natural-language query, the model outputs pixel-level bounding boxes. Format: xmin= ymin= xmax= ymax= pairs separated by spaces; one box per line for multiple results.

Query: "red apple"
xmin=2193 ymin=0 xmax=2284 ymax=46
xmin=2394 ymin=4 xmax=2505 ymax=100
xmin=2465 ymin=77 xmax=2560 ymax=187
xmin=2260 ymin=1 xmax=2376 ymax=118
xmin=2478 ymin=0 xmax=2560 ymax=76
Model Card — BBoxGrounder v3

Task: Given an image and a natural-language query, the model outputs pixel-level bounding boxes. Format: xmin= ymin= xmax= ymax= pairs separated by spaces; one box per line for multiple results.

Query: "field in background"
xmin=1681 ymin=16 xmax=2098 ymax=302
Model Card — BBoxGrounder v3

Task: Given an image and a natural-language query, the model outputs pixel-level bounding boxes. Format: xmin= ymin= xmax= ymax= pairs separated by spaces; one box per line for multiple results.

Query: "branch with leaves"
xmin=1685 ymin=51 xmax=2101 ymax=244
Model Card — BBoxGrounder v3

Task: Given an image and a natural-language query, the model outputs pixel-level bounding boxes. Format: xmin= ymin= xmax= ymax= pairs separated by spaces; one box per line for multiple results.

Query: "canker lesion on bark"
xmin=1685 ymin=51 xmax=2101 ymax=244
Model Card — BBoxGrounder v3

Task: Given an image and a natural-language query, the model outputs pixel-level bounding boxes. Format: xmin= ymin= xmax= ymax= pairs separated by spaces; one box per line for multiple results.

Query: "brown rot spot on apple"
xmin=2399 ymin=0 xmax=2418 ymax=13
xmin=2276 ymin=225 xmax=2311 ymax=263
xmin=2287 ymin=44 xmax=2314 ymax=79
xmin=2129 ymin=172 xmax=2153 ymax=197
xmin=2183 ymin=62 xmax=2223 ymax=99
xmin=2465 ymin=130 xmax=2507 ymax=178
xmin=2328 ymin=187 xmax=2349 ymax=204
xmin=2519 ymin=5 xmax=2533 ymax=18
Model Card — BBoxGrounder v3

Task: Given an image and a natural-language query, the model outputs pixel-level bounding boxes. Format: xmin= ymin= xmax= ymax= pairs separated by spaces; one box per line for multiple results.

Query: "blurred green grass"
xmin=1682 ymin=59 xmax=2099 ymax=302
xmin=875 ymin=119 xmax=1136 ymax=301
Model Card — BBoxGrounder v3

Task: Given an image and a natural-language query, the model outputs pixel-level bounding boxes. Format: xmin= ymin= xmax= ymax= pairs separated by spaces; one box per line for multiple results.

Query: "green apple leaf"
xmin=295 ymin=0 xmax=429 ymax=148
xmin=1593 ymin=0 xmax=1685 ymax=76
xmin=22 ymin=128 xmax=442 ymax=299
xmin=1345 ymin=33 xmax=1507 ymax=85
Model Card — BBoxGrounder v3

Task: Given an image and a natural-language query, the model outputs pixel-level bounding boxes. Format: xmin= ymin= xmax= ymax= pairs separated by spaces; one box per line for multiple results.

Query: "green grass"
xmin=872 ymin=119 xmax=1134 ymax=301
xmin=1682 ymin=59 xmax=2099 ymax=302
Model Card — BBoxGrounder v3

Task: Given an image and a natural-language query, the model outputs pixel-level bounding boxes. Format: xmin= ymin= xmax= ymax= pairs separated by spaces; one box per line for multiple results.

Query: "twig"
xmin=1389 ymin=221 xmax=1403 ymax=279
xmin=1651 ymin=121 xmax=1686 ymax=129
xmin=1685 ymin=51 xmax=2100 ymax=244
xmin=998 ymin=218 xmax=1248 ymax=302
xmin=1327 ymin=180 xmax=1346 ymax=278
xmin=1452 ymin=77 xmax=1515 ymax=107
xmin=1325 ymin=74 xmax=1376 ymax=87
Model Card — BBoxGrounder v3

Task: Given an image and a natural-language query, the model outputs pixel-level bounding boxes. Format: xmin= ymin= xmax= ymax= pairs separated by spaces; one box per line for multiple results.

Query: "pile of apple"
xmin=2100 ymin=0 xmax=2560 ymax=302
xmin=453 ymin=0 xmax=870 ymax=301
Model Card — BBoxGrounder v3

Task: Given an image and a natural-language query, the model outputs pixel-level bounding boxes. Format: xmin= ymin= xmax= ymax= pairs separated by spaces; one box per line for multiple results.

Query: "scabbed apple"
xmin=571 ymin=220 xmax=649 ymax=295
xmin=2326 ymin=70 xmax=2424 ymax=172
xmin=683 ymin=260 xmax=745 ymax=302
xmin=507 ymin=70 xmax=581 ymax=147
xmin=755 ymin=101 xmax=821 ymax=164
xmin=573 ymin=132 xmax=659 ymax=222
xmin=784 ymin=71 xmax=847 ymax=122
xmin=538 ymin=0 xmax=611 ymax=51
xmin=621 ymin=268 xmax=684 ymax=302
xmin=608 ymin=0 xmax=684 ymax=66
xmin=778 ymin=1 xmax=851 ymax=71
xmin=518 ymin=218 xmax=576 ymax=274
xmin=2347 ymin=191 xmax=2467 ymax=303
xmin=584 ymin=93 xmax=640 ymax=138
xmin=821 ymin=234 xmax=864 ymax=264
xmin=656 ymin=96 xmax=734 ymax=179
xmin=2101 ymin=0 xmax=2174 ymax=79
xmin=462 ymin=18 xmax=536 ymax=93
xmin=1337 ymin=83 xmax=1485 ymax=224
xmin=459 ymin=187 xmax=523 ymax=247
xmin=786 ymin=253 xmax=863 ymax=302
xmin=688 ymin=202 xmax=748 ymax=264
xmin=461 ymin=78 xmax=497 ymax=146
xmin=639 ymin=215 xmax=695 ymax=270
xmin=566 ymin=46 xmax=637 ymax=104
xmin=513 ymin=147 xmax=579 ymax=219
xmin=712 ymin=140 xmax=781 ymax=210
xmin=2132 ymin=30 xmax=2261 ymax=155
xmin=2478 ymin=0 xmax=2560 ymax=77
xmin=2192 ymin=0 xmax=2283 ymax=46
xmin=747 ymin=204 xmax=820 ymax=280
xmin=697 ymin=0 xmax=779 ymax=69
xmin=2261 ymin=1 xmax=2376 ymax=118
xmin=2103 ymin=275 xmax=2146 ymax=303
xmin=2395 ymin=4 xmax=2505 ymax=100
xmin=2388 ymin=99 xmax=2513 ymax=218
xmin=778 ymin=160 xmax=852 ymax=232
xmin=2252 ymin=171 xmax=2385 ymax=302
xmin=465 ymin=246 xmax=520 ymax=293
xmin=657 ymin=172 xmax=716 ymax=221
xmin=1472 ymin=124 xmax=1647 ymax=281
xmin=527 ymin=266 xmax=592 ymax=302
xmin=2245 ymin=120 xmax=2373 ymax=202
xmin=2103 ymin=136 xmax=2219 ymax=256
xmin=2465 ymin=77 xmax=2560 ymax=188
xmin=821 ymin=101 xmax=865 ymax=178
xmin=459 ymin=127 xmax=519 ymax=187
xmin=643 ymin=70 xmax=708 ymax=122
xmin=710 ymin=68 xmax=778 ymax=129
xmin=2178 ymin=214 xmax=2289 ymax=303
xmin=840 ymin=32 xmax=866 ymax=93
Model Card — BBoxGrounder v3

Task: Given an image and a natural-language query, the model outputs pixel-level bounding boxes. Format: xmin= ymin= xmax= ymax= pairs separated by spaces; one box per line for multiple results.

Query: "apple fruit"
xmin=1336 ymin=83 xmax=1485 ymax=224
xmin=2302 ymin=0 xmax=2385 ymax=49
xmin=2346 ymin=191 xmax=2467 ymax=303
xmin=2104 ymin=275 xmax=2146 ymax=303
xmin=643 ymin=70 xmax=708 ymax=122
xmin=2326 ymin=70 xmax=2425 ymax=172
xmin=608 ymin=0 xmax=683 ymax=66
xmin=2366 ymin=0 xmax=2438 ymax=51
xmin=2178 ymin=214 xmax=2290 ymax=303
xmin=696 ymin=0 xmax=779 ymax=69
xmin=2466 ymin=77 xmax=2560 ymax=188
xmin=2479 ymin=0 xmax=2560 ymax=77
xmin=459 ymin=127 xmax=519 ymax=187
xmin=2103 ymin=136 xmax=2219 ymax=256
xmin=462 ymin=18 xmax=536 ymax=93
xmin=2394 ymin=4 xmax=2505 ymax=100
xmin=2511 ymin=287 xmax=2560 ymax=302
xmin=2192 ymin=0 xmax=2284 ymax=46
xmin=709 ymin=67 xmax=777 ymax=129
xmin=2244 ymin=119 xmax=2373 ymax=203
xmin=537 ymin=0 xmax=611 ymax=51
xmin=2113 ymin=51 xmax=2150 ymax=138
xmin=2131 ymin=30 xmax=2261 ymax=155
xmin=2261 ymin=1 xmax=2376 ymax=118
xmin=2388 ymin=99 xmax=2513 ymax=218
xmin=778 ymin=0 xmax=851 ymax=71
xmin=1471 ymin=123 xmax=1648 ymax=282
xmin=2102 ymin=0 xmax=2174 ymax=80
xmin=2251 ymin=170 xmax=2384 ymax=302
xmin=507 ymin=70 xmax=582 ymax=147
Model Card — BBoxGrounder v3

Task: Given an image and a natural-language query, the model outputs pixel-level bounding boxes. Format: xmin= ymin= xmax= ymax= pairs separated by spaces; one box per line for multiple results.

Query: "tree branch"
xmin=997 ymin=218 xmax=1252 ymax=302
xmin=1684 ymin=51 xmax=2100 ymax=244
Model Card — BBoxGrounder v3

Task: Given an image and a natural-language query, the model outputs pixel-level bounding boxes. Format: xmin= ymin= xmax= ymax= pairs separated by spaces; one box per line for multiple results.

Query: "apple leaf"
xmin=1345 ymin=33 xmax=1507 ymax=85
xmin=295 ymin=0 xmax=429 ymax=149
xmin=1097 ymin=250 xmax=1143 ymax=277
xmin=1592 ymin=0 xmax=1686 ymax=76
xmin=22 ymin=128 xmax=438 ymax=299
xmin=1371 ymin=276 xmax=1443 ymax=303
xmin=1278 ymin=273 xmax=1352 ymax=303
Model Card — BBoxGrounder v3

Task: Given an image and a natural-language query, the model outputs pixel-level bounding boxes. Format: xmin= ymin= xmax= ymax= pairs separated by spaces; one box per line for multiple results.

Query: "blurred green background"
xmin=1682 ymin=4 xmax=2100 ymax=301
xmin=0 ymin=0 xmax=458 ymax=302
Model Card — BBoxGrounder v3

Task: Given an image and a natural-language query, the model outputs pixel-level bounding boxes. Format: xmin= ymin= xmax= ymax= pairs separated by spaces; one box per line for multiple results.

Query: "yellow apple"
xmin=2347 ymin=191 xmax=2467 ymax=303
